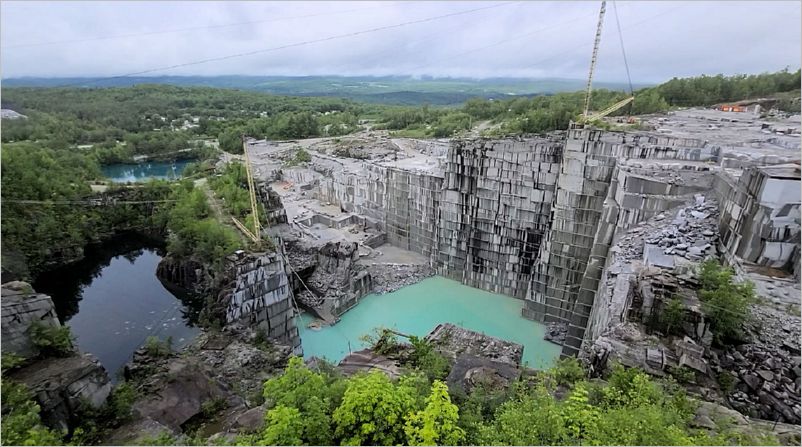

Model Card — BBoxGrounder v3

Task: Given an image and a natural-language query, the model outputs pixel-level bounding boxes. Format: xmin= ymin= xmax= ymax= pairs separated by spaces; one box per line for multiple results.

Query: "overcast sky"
xmin=1 ymin=1 xmax=800 ymax=83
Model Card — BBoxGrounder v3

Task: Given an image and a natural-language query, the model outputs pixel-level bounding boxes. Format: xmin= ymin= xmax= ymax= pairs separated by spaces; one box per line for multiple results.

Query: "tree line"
xmin=3 ymin=69 xmax=797 ymax=157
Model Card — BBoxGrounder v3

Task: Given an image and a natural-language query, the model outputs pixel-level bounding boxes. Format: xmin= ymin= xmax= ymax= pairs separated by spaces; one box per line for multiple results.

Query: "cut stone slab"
xmin=757 ymin=369 xmax=775 ymax=382
xmin=644 ymin=244 xmax=675 ymax=268
xmin=131 ymin=358 xmax=233 ymax=431
xmin=338 ymin=349 xmax=402 ymax=379
xmin=743 ymin=374 xmax=763 ymax=391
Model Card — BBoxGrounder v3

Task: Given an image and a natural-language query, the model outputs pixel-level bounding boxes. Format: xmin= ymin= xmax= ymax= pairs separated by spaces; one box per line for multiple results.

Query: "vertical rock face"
xmin=437 ymin=138 xmax=562 ymax=299
xmin=716 ymin=163 xmax=801 ymax=277
xmin=1 ymin=282 xmax=62 ymax=359
xmin=223 ymin=251 xmax=301 ymax=353
xmin=258 ymin=183 xmax=289 ymax=227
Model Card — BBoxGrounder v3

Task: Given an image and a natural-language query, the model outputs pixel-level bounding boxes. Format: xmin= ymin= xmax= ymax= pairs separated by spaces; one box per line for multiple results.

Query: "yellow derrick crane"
xmin=231 ymin=136 xmax=262 ymax=244
xmin=579 ymin=0 xmax=634 ymax=124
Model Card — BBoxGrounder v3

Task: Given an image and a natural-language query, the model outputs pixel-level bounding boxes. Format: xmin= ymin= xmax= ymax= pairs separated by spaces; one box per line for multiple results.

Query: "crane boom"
xmin=230 ymin=136 xmax=262 ymax=244
xmin=582 ymin=1 xmax=606 ymax=120
xmin=242 ymin=138 xmax=261 ymax=238
xmin=586 ymin=95 xmax=634 ymax=122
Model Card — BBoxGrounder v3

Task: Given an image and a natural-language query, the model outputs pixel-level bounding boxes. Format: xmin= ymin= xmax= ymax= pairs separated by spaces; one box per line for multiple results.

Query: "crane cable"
xmin=612 ymin=1 xmax=635 ymax=119
xmin=612 ymin=1 xmax=634 ymax=96
xmin=1 ymin=3 xmax=395 ymax=50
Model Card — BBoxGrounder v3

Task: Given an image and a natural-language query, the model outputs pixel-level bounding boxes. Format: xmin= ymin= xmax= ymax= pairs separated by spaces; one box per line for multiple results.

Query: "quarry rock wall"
xmin=275 ymin=129 xmax=799 ymax=361
xmin=524 ymin=126 xmax=719 ymax=356
xmin=316 ymin=163 xmax=390 ymax=225
xmin=316 ymin=161 xmax=444 ymax=262
xmin=715 ymin=164 xmax=801 ymax=277
xmin=437 ymin=138 xmax=562 ymax=298
xmin=1 ymin=282 xmax=112 ymax=433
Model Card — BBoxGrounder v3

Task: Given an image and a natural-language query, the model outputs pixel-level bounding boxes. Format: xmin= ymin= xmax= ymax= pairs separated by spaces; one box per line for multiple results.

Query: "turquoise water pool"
xmin=298 ymin=276 xmax=561 ymax=369
xmin=102 ymin=160 xmax=193 ymax=183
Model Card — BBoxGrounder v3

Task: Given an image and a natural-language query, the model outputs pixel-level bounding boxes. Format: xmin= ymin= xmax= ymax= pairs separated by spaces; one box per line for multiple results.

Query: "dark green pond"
xmin=33 ymin=235 xmax=202 ymax=378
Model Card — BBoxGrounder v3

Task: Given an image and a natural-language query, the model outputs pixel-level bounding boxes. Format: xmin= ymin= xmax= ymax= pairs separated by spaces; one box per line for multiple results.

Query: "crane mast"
xmin=582 ymin=0 xmax=607 ymax=120
xmin=579 ymin=1 xmax=635 ymax=124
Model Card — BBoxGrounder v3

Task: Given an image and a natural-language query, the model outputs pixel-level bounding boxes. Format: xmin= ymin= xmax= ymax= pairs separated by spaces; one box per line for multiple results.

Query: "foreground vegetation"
xmin=698 ymin=260 xmax=757 ymax=344
xmin=4 ymin=348 xmax=774 ymax=446
xmin=170 ymin=355 xmax=775 ymax=446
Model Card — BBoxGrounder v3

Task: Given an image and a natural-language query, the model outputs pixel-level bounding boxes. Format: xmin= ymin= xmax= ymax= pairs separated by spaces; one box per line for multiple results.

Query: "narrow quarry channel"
xmin=33 ymin=236 xmax=202 ymax=379
xmin=299 ymin=276 xmax=562 ymax=369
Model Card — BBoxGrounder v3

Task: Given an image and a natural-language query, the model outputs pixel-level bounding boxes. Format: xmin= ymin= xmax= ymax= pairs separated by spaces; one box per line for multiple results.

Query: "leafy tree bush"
xmin=69 ymin=381 xmax=139 ymax=445
xmin=405 ymin=380 xmax=465 ymax=446
xmin=358 ymin=326 xmax=400 ymax=356
xmin=285 ymin=148 xmax=312 ymax=166
xmin=332 ymin=371 xmax=421 ymax=445
xmin=29 ymin=322 xmax=74 ymax=357
xmin=548 ymin=357 xmax=587 ymax=386
xmin=477 ymin=383 xmax=567 ymax=445
xmin=408 ymin=335 xmax=450 ymax=381
xmin=698 ymin=260 xmax=756 ymax=343
xmin=238 ymin=352 xmax=778 ymax=446
xmin=260 ymin=406 xmax=304 ymax=445
xmin=717 ymin=371 xmax=736 ymax=395
xmin=1 ymin=353 xmax=26 ymax=371
xmin=143 ymin=336 xmax=172 ymax=358
xmin=218 ymin=128 xmax=244 ymax=154
xmin=659 ymin=297 xmax=687 ymax=336
xmin=669 ymin=366 xmax=696 ymax=384
xmin=1 ymin=379 xmax=64 ymax=446
xmin=165 ymin=181 xmax=240 ymax=264
xmin=260 ymin=356 xmax=342 ymax=445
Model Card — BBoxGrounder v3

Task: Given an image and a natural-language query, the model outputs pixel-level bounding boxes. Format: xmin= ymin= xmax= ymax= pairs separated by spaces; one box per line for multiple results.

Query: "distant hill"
xmin=1 ymin=75 xmax=650 ymax=105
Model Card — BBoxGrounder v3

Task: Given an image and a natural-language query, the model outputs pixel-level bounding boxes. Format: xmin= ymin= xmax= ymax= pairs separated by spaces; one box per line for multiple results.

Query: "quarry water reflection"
xmin=299 ymin=276 xmax=561 ymax=369
xmin=101 ymin=159 xmax=193 ymax=183
xmin=33 ymin=236 xmax=202 ymax=379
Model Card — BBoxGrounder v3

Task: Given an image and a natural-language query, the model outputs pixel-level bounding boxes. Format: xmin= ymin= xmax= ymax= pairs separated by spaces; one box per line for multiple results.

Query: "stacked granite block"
xmin=224 ymin=251 xmax=301 ymax=353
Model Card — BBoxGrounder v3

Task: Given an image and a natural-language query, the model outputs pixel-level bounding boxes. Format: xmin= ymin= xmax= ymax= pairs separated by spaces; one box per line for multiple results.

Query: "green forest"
xmin=2 ymin=69 xmax=799 ymax=153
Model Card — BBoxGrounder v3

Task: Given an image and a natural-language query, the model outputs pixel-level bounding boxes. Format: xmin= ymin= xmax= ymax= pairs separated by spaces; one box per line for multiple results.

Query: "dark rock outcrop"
xmin=107 ymin=330 xmax=292 ymax=443
xmin=426 ymin=323 xmax=524 ymax=367
xmin=130 ymin=357 xmax=238 ymax=431
xmin=156 ymin=256 xmax=211 ymax=294
xmin=446 ymin=354 xmax=520 ymax=394
xmin=8 ymin=354 xmax=112 ymax=433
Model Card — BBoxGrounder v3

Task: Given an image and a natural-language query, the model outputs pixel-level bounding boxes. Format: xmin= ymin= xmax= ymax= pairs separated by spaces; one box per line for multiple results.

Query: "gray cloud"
xmin=1 ymin=1 xmax=799 ymax=83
